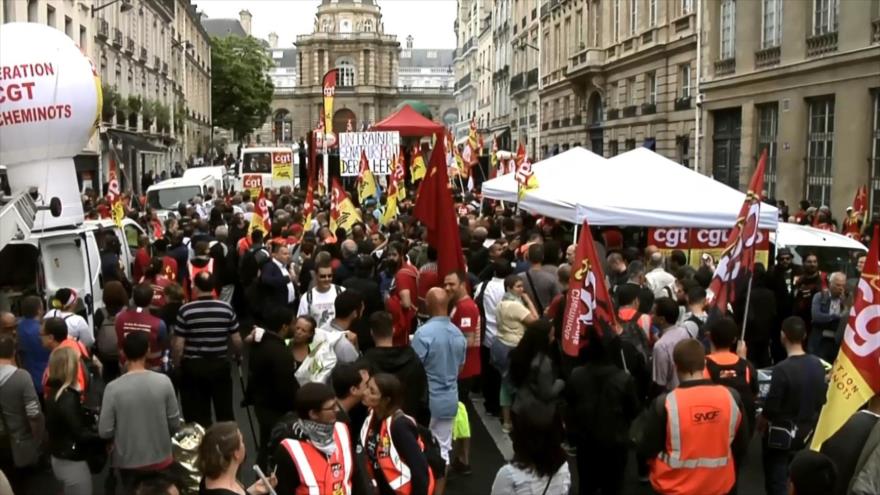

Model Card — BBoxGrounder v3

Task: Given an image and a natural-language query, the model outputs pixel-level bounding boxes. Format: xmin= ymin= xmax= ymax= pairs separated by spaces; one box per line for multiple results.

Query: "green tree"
xmin=211 ymin=35 xmax=274 ymax=141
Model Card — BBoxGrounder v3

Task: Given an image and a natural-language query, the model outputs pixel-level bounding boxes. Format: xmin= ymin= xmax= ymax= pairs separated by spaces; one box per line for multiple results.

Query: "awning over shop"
xmin=107 ymin=129 xmax=167 ymax=153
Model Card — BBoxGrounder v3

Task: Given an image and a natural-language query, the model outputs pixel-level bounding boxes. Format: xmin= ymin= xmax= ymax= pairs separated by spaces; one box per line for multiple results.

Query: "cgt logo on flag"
xmin=573 ymin=258 xmax=598 ymax=327
xmin=708 ymin=197 xmax=761 ymax=305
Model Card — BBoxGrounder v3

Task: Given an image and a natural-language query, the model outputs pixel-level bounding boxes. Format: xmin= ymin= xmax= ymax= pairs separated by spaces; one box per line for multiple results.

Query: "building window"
xmin=720 ymin=0 xmax=736 ymax=60
xmin=806 ymin=97 xmax=835 ymax=206
xmin=336 ymin=59 xmax=356 ymax=87
xmin=575 ymin=9 xmax=584 ymax=47
xmin=813 ymin=0 xmax=839 ymax=35
xmin=871 ymin=92 xmax=880 ymax=217
xmin=64 ymin=16 xmax=73 ymax=38
xmin=762 ymin=0 xmax=783 ymax=48
xmin=681 ymin=0 xmax=693 ymax=15
xmin=628 ymin=77 xmax=636 ymax=106
xmin=79 ymin=25 xmax=87 ymax=50
xmin=625 ymin=138 xmax=636 ymax=150
xmin=617 ymin=81 xmax=626 ymax=108
xmin=46 ymin=5 xmax=55 ymax=28
xmin=364 ymin=19 xmax=373 ymax=32
xmin=677 ymin=135 xmax=691 ymax=168
xmin=613 ymin=0 xmax=620 ymax=42
xmin=629 ymin=0 xmax=638 ymax=35
xmin=680 ymin=64 xmax=691 ymax=98
xmin=646 ymin=72 xmax=657 ymax=104
xmin=27 ymin=0 xmax=37 ymax=22
xmin=649 ymin=0 xmax=658 ymax=26
xmin=609 ymin=140 xmax=619 ymax=157
xmin=757 ymin=103 xmax=779 ymax=198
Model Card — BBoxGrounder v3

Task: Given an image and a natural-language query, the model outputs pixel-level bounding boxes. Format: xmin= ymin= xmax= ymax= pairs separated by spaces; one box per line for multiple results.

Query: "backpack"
xmin=574 ymin=369 xmax=630 ymax=445
xmin=684 ymin=314 xmax=709 ymax=349
xmin=239 ymin=245 xmax=269 ymax=286
xmin=706 ymin=357 xmax=756 ymax=429
xmin=619 ymin=313 xmax=650 ymax=365
xmin=394 ymin=412 xmax=446 ymax=481
xmin=94 ymin=308 xmax=119 ymax=361
xmin=294 ymin=329 xmax=343 ymax=385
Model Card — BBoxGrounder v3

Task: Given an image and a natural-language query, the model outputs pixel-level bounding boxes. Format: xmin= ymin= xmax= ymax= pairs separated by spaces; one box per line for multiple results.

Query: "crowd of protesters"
xmin=0 ymin=167 xmax=876 ymax=495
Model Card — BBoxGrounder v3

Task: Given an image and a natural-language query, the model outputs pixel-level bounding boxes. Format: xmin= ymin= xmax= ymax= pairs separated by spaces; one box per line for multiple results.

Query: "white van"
xmin=146 ymin=175 xmax=215 ymax=221
xmin=0 ymin=218 xmax=145 ymax=325
xmin=236 ymin=145 xmax=300 ymax=191
xmin=183 ymin=165 xmax=230 ymax=194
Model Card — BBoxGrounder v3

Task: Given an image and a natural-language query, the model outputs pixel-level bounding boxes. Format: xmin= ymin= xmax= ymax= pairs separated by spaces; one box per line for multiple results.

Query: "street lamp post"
xmin=91 ymin=0 xmax=133 ymax=17
xmin=517 ymin=39 xmax=540 ymax=160
xmin=172 ymin=39 xmax=193 ymax=168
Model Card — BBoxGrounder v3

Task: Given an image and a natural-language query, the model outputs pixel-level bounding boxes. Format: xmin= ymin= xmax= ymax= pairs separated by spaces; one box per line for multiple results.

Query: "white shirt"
xmin=46 ymin=309 xmax=94 ymax=348
xmin=646 ymin=267 xmax=676 ymax=299
xmin=271 ymin=258 xmax=296 ymax=304
xmin=479 ymin=277 xmax=506 ymax=348
xmin=297 ymin=285 xmax=345 ymax=329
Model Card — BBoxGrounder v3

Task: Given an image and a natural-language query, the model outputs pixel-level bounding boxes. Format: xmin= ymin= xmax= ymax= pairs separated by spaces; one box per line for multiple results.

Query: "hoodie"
xmin=363 ymin=346 xmax=429 ymax=424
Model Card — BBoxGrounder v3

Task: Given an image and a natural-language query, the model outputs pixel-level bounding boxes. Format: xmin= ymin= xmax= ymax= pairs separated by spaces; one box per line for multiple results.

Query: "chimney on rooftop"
xmin=268 ymin=32 xmax=279 ymax=48
xmin=239 ymin=10 xmax=252 ymax=36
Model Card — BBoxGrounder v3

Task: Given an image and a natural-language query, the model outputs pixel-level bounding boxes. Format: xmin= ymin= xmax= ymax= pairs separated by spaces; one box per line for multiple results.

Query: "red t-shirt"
xmin=133 ymin=247 xmax=151 ymax=281
xmin=387 ymin=263 xmax=419 ymax=347
xmin=451 ymin=296 xmax=481 ymax=378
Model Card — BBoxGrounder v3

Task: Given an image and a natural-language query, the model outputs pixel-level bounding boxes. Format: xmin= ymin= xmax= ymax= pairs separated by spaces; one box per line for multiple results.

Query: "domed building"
xmin=266 ymin=0 xmax=458 ymax=143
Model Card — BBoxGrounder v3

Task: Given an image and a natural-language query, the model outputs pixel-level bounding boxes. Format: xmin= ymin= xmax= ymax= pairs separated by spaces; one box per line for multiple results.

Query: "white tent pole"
xmin=573 ymin=222 xmax=580 ymax=243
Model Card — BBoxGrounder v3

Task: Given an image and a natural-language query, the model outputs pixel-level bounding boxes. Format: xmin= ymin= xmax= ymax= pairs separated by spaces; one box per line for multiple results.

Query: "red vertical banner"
xmin=561 ymin=220 xmax=618 ymax=357
xmin=707 ymin=149 xmax=767 ymax=312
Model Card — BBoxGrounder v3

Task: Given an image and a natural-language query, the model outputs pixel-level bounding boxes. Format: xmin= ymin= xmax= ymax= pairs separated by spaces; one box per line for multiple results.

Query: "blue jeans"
xmin=762 ymin=439 xmax=793 ymax=495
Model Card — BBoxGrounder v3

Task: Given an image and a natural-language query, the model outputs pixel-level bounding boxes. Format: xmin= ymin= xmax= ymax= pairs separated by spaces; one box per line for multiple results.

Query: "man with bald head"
xmin=334 ymin=239 xmax=359 ymax=284
xmin=0 ymin=312 xmax=16 ymax=339
xmin=412 ymin=287 xmax=466 ymax=481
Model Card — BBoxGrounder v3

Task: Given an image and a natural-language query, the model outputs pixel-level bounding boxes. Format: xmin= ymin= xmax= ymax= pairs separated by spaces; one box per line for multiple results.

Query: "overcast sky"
xmin=196 ymin=0 xmax=457 ymax=49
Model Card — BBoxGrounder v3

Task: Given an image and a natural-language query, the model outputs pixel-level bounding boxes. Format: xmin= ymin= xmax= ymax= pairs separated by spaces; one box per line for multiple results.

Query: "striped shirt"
xmin=174 ymin=298 xmax=238 ymax=359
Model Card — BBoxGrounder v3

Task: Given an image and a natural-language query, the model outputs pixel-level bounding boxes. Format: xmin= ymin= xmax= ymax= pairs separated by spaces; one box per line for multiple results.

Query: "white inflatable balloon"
xmin=0 ymin=22 xmax=101 ymax=166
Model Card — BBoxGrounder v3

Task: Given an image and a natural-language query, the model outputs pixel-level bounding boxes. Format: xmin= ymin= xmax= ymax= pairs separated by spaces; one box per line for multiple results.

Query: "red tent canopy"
xmin=371 ymin=104 xmax=445 ymax=137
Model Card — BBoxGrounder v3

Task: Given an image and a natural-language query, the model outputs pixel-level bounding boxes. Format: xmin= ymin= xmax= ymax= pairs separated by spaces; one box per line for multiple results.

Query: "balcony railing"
xmin=806 ymin=32 xmax=838 ymax=57
xmin=674 ymin=96 xmax=692 ymax=111
xmin=97 ymin=19 xmax=109 ymax=39
xmin=510 ymin=72 xmax=525 ymax=93
xmin=112 ymin=28 xmax=122 ymax=46
xmin=139 ymin=48 xmax=147 ymax=62
xmin=641 ymin=102 xmax=657 ymax=115
xmin=125 ymin=37 xmax=134 ymax=53
xmin=566 ymin=47 xmax=604 ymax=76
xmin=622 ymin=105 xmax=637 ymax=118
xmin=606 ymin=108 xmax=619 ymax=120
xmin=714 ymin=58 xmax=735 ymax=76
xmin=755 ymin=46 xmax=781 ymax=68
xmin=527 ymin=68 xmax=538 ymax=87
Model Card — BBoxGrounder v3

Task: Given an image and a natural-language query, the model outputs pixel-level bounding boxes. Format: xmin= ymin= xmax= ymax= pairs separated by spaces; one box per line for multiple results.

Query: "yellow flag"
xmin=514 ymin=143 xmax=538 ymax=200
xmin=381 ymin=176 xmax=399 ymax=226
xmin=356 ymin=151 xmax=377 ymax=205
xmin=330 ymin=178 xmax=362 ymax=233
xmin=411 ymin=146 xmax=426 ymax=181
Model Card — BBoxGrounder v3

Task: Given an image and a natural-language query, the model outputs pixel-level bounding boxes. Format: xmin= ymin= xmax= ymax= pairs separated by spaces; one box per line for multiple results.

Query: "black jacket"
xmin=362 ymin=347 xmax=429 ymax=424
xmin=260 ymin=260 xmax=293 ymax=308
xmin=334 ymin=256 xmax=358 ymax=285
xmin=245 ymin=331 xmax=297 ymax=414
xmin=45 ymin=387 xmax=100 ymax=461
xmin=342 ymin=277 xmax=384 ymax=351
xmin=565 ymin=361 xmax=639 ymax=445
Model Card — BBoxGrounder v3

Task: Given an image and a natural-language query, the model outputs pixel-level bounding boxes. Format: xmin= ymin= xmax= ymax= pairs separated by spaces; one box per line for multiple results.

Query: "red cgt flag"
xmin=561 ymin=219 xmax=618 ymax=357
xmin=414 ymin=135 xmax=467 ymax=277
xmin=707 ymin=148 xmax=767 ymax=313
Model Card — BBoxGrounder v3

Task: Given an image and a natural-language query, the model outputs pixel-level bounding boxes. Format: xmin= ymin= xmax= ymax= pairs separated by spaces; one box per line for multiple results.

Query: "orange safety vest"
xmin=650 ymin=384 xmax=741 ymax=495
xmin=360 ymin=411 xmax=435 ymax=495
xmin=281 ymin=422 xmax=353 ymax=495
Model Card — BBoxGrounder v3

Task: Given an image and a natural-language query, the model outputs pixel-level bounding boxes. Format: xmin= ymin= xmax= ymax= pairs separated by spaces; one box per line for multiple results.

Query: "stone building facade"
xmin=2 ymin=0 xmax=212 ymax=192
xmin=700 ymin=0 xmax=880 ymax=217
xmin=270 ymin=0 xmax=457 ymax=143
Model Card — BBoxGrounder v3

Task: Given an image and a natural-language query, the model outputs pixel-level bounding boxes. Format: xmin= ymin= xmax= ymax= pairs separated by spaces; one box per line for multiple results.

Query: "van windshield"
xmin=147 ymin=186 xmax=201 ymax=210
xmin=241 ymin=152 xmax=272 ymax=174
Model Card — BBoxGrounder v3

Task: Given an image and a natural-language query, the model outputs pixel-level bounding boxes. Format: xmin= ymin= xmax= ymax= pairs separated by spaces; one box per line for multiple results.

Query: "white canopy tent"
xmin=482 ymin=146 xmax=779 ymax=230
xmin=481 ymin=146 xmax=606 ymax=210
